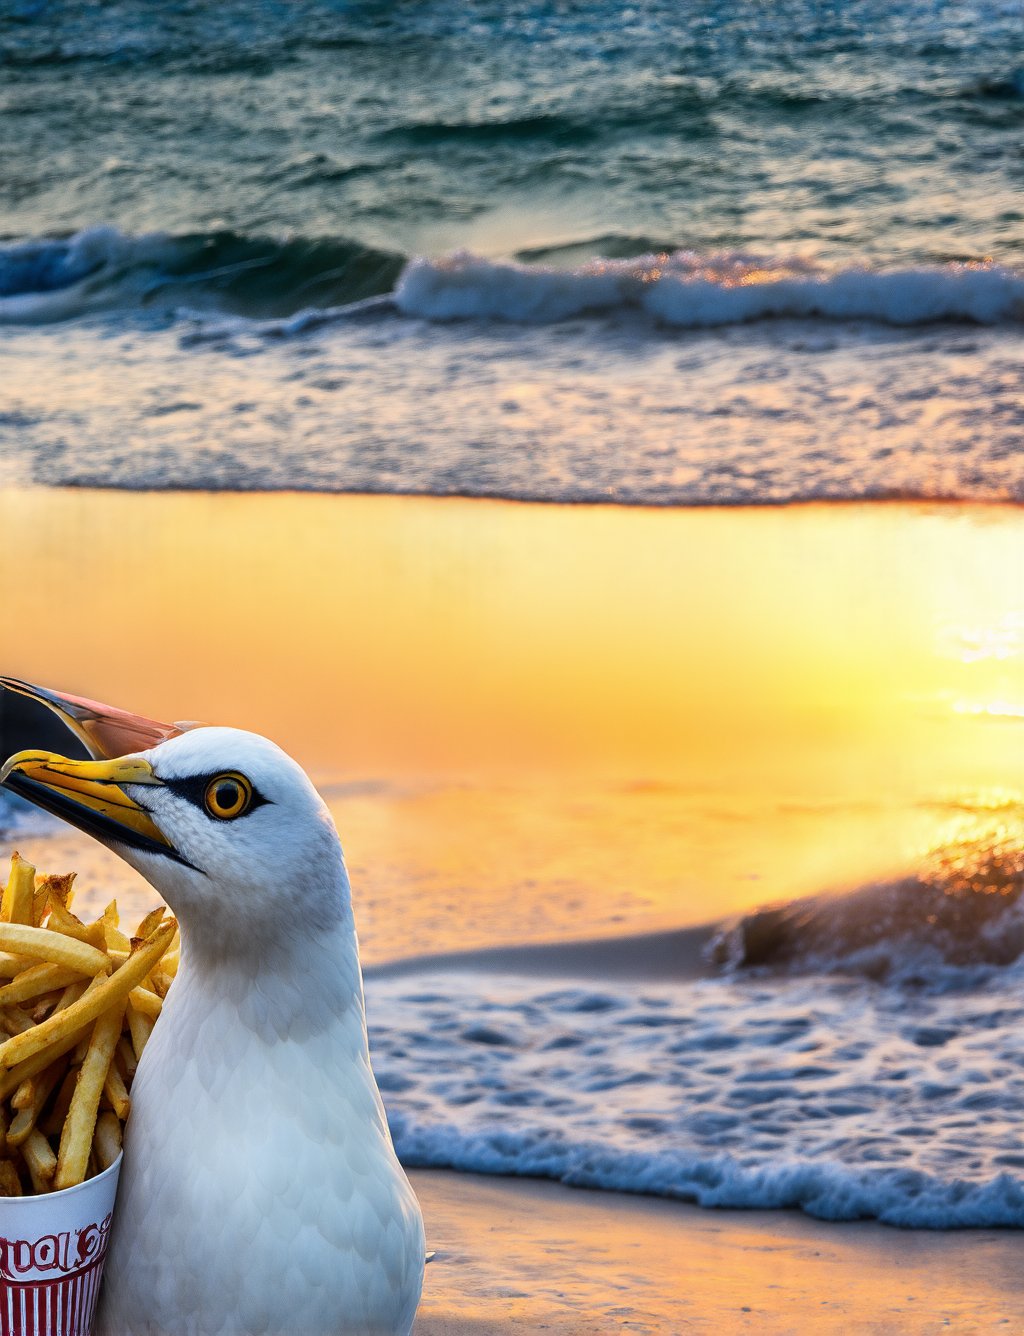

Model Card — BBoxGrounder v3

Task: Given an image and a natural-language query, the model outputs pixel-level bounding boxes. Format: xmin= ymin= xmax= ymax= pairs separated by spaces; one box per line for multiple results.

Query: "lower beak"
xmin=0 ymin=751 xmax=177 ymax=861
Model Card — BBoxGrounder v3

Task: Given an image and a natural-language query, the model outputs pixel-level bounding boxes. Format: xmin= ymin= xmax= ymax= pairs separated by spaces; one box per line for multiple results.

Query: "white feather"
xmin=93 ymin=729 xmax=425 ymax=1336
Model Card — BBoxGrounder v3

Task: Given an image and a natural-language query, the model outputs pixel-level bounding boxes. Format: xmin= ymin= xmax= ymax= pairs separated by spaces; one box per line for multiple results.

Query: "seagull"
xmin=0 ymin=678 xmax=425 ymax=1336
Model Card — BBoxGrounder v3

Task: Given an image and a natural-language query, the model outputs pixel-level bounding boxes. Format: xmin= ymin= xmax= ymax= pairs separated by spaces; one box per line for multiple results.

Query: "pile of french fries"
xmin=0 ymin=852 xmax=176 ymax=1196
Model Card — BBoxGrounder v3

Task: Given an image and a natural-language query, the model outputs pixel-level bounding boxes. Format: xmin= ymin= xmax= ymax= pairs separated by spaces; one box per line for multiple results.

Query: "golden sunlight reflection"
xmin=918 ymin=811 xmax=1024 ymax=900
xmin=953 ymin=699 xmax=1024 ymax=719
xmin=1 ymin=489 xmax=1022 ymax=959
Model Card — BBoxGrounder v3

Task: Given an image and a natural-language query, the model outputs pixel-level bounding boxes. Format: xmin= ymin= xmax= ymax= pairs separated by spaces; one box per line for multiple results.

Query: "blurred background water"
xmin=1 ymin=0 xmax=1022 ymax=502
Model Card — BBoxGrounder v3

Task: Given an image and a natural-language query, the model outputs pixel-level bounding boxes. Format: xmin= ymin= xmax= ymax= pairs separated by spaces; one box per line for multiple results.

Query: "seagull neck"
xmin=175 ymin=896 xmax=359 ymax=977
xmin=171 ymin=907 xmax=369 ymax=1041
xmin=154 ymin=839 xmax=356 ymax=973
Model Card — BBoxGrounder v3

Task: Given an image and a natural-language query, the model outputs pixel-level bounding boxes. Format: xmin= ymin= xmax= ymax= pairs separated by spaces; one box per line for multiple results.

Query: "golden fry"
xmin=0 ymin=922 xmax=174 ymax=1071
xmin=101 ymin=901 xmax=131 ymax=953
xmin=10 ymin=1076 xmax=36 ymax=1112
xmin=1 ymin=854 xmax=35 ymax=926
xmin=42 ymin=1066 xmax=80 ymax=1138
xmin=116 ymin=1035 xmax=138 ymax=1083
xmin=0 ymin=855 xmax=176 ymax=1196
xmin=0 ymin=953 xmax=33 ymax=979
xmin=29 ymin=990 xmax=69 ymax=1024
xmin=46 ymin=899 xmax=106 ymax=949
xmin=9 ymin=1060 xmax=65 ymax=1145
xmin=125 ymin=1001 xmax=154 ymax=1060
xmin=0 ymin=967 xmax=85 ymax=1004
xmin=0 ymin=924 xmax=111 ymax=977
xmin=32 ymin=872 xmax=75 ymax=927
xmin=135 ymin=907 xmax=166 ymax=940
xmin=55 ymin=1000 xmax=125 ymax=1190
xmin=22 ymin=1128 xmax=57 ymax=1191
xmin=0 ymin=1023 xmax=92 ymax=1101
xmin=0 ymin=977 xmax=101 ymax=1099
xmin=148 ymin=968 xmax=174 ymax=998
xmin=0 ymin=1006 xmax=34 ymax=1038
xmin=0 ymin=965 xmax=82 ymax=1009
xmin=128 ymin=987 xmax=163 ymax=1021
xmin=162 ymin=930 xmax=181 ymax=975
xmin=102 ymin=1060 xmax=131 ymax=1121
xmin=0 ymin=1159 xmax=22 ymax=1196
xmin=93 ymin=1110 xmax=122 ymax=1171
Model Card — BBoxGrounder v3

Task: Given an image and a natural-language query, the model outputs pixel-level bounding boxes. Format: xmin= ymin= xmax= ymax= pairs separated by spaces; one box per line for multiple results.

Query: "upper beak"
xmin=0 ymin=751 xmax=178 ymax=859
xmin=0 ymin=679 xmax=197 ymax=864
xmin=0 ymin=677 xmax=187 ymax=765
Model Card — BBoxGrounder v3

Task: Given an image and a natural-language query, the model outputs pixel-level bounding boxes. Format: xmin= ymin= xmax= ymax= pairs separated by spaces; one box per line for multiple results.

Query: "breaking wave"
xmin=3 ymin=228 xmax=1023 ymax=331
xmin=368 ymin=954 xmax=1024 ymax=1230
xmin=364 ymin=817 xmax=1024 ymax=1228
xmin=395 ymin=250 xmax=1024 ymax=328
xmin=708 ymin=821 xmax=1024 ymax=984
xmin=390 ymin=1121 xmax=1024 ymax=1230
xmin=0 ymin=227 xmax=404 ymax=324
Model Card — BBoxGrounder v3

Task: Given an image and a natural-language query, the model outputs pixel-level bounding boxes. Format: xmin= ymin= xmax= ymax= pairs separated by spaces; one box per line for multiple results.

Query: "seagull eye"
xmin=203 ymin=773 xmax=252 ymax=821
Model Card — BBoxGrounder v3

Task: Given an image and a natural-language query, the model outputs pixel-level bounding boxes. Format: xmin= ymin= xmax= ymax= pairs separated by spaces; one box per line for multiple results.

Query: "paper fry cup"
xmin=0 ymin=1154 xmax=121 ymax=1336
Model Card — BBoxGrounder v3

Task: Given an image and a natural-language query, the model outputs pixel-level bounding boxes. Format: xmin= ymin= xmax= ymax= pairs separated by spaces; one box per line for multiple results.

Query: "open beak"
xmin=0 ymin=751 xmax=180 ymax=859
xmin=0 ymin=678 xmax=196 ymax=863
xmin=0 ymin=677 xmax=187 ymax=764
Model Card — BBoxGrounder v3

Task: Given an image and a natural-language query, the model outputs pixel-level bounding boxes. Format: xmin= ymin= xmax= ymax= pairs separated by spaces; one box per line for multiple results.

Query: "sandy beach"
xmin=413 ymin=1171 xmax=1024 ymax=1334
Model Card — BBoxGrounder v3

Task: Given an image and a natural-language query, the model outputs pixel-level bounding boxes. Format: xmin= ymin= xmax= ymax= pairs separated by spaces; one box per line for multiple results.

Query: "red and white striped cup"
xmin=0 ymin=1154 xmax=121 ymax=1336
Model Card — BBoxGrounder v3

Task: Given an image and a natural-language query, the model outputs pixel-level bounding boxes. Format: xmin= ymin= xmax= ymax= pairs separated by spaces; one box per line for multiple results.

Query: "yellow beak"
xmin=0 ymin=751 xmax=177 ymax=860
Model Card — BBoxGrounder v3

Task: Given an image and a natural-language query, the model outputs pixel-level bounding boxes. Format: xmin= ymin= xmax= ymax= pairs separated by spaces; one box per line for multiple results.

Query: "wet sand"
xmin=413 ymin=1171 xmax=1024 ymax=1335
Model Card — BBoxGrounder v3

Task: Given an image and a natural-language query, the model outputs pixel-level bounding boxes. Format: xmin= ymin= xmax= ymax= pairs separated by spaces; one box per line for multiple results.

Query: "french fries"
xmin=0 ymin=853 xmax=176 ymax=1194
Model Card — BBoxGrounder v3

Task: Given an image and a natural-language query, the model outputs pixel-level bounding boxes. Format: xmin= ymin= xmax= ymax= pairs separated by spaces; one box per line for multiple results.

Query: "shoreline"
xmin=412 ymin=1170 xmax=1024 ymax=1334
xmin=364 ymin=923 xmax=714 ymax=983
xmin=8 ymin=482 xmax=1024 ymax=515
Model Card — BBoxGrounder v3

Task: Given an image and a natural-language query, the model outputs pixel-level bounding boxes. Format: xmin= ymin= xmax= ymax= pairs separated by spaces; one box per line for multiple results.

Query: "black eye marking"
xmin=163 ymin=773 xmax=269 ymax=820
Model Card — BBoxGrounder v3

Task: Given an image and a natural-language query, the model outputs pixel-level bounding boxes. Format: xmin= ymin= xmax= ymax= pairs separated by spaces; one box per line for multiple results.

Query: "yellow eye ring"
xmin=204 ymin=772 xmax=253 ymax=821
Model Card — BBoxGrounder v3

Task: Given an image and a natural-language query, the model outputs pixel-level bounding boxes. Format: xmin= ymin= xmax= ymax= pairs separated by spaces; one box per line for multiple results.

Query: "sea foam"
xmin=365 ymin=824 xmax=1024 ymax=1229
xmin=4 ymin=230 xmax=1023 ymax=332
xmin=396 ymin=250 xmax=1024 ymax=328
xmin=368 ymin=961 xmax=1024 ymax=1229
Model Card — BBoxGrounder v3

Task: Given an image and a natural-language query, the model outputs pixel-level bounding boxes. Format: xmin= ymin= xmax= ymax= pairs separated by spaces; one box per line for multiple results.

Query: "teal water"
xmin=3 ymin=1 xmax=1022 ymax=265
xmin=1 ymin=2 xmax=1022 ymax=500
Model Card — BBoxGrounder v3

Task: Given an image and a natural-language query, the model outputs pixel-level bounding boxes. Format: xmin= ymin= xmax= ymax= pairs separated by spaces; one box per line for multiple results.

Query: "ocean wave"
xmin=0 ymin=227 xmax=404 ymax=324
xmin=708 ymin=822 xmax=1024 ymax=984
xmin=391 ymin=1122 xmax=1024 ymax=1229
xmin=395 ymin=250 xmax=1024 ymax=328
xmin=368 ymin=964 xmax=1024 ymax=1229
xmin=4 ymin=229 xmax=1023 ymax=333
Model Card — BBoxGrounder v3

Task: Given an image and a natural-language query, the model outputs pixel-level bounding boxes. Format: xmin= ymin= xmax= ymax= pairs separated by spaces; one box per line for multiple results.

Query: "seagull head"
xmin=0 ymin=679 xmax=349 ymax=957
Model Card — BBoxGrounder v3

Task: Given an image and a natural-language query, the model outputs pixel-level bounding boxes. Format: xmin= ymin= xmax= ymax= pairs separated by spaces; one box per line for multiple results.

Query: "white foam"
xmin=391 ymin=1122 xmax=1024 ymax=1228
xmin=395 ymin=249 xmax=1024 ymax=328
xmin=366 ymin=965 xmax=1024 ymax=1228
xmin=0 ymin=227 xmax=180 ymax=325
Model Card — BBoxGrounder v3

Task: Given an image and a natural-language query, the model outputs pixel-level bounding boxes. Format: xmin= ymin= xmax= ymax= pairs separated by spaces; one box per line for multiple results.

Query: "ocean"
xmin=2 ymin=0 xmax=1022 ymax=502
xmin=3 ymin=1 xmax=1024 ymax=1232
